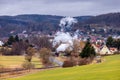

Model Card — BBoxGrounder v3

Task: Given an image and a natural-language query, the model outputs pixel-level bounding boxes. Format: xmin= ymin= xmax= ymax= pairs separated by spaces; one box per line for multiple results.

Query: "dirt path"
xmin=0 ymin=66 xmax=60 ymax=80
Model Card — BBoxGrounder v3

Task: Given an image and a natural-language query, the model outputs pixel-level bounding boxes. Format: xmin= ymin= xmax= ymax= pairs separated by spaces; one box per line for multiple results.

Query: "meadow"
xmin=7 ymin=54 xmax=120 ymax=80
xmin=0 ymin=56 xmax=41 ymax=68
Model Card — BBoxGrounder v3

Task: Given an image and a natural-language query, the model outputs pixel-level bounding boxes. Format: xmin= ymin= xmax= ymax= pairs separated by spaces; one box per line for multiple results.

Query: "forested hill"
xmin=0 ymin=14 xmax=92 ymax=37
xmin=86 ymin=13 xmax=120 ymax=28
xmin=0 ymin=15 xmax=63 ymax=37
xmin=0 ymin=13 xmax=120 ymax=37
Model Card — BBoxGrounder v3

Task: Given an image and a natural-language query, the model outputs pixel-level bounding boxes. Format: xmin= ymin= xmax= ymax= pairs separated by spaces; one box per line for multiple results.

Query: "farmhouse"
xmin=99 ymin=45 xmax=113 ymax=55
xmin=92 ymin=44 xmax=100 ymax=53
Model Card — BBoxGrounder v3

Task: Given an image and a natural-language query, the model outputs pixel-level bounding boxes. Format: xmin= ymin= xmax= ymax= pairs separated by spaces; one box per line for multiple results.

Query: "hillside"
xmin=0 ymin=15 xmax=63 ymax=37
xmin=8 ymin=55 xmax=120 ymax=80
xmin=86 ymin=13 xmax=120 ymax=29
xmin=0 ymin=14 xmax=93 ymax=37
xmin=0 ymin=13 xmax=120 ymax=37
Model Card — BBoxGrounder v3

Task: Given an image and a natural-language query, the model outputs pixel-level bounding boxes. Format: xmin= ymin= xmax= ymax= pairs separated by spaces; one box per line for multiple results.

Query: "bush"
xmin=78 ymin=58 xmax=92 ymax=66
xmin=25 ymin=55 xmax=32 ymax=62
xmin=39 ymin=48 xmax=52 ymax=67
xmin=0 ymin=47 xmax=12 ymax=55
xmin=62 ymin=60 xmax=74 ymax=68
xmin=114 ymin=51 xmax=120 ymax=55
xmin=0 ymin=65 xmax=4 ymax=73
xmin=25 ymin=47 xmax=37 ymax=62
xmin=22 ymin=61 xmax=35 ymax=71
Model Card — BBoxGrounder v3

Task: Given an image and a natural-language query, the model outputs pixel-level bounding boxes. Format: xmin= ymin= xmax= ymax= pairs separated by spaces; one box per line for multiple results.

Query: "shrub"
xmin=78 ymin=58 xmax=92 ymax=66
xmin=0 ymin=47 xmax=12 ymax=55
xmin=114 ymin=51 xmax=120 ymax=55
xmin=39 ymin=48 xmax=52 ymax=67
xmin=25 ymin=55 xmax=32 ymax=62
xmin=22 ymin=61 xmax=35 ymax=71
xmin=25 ymin=47 xmax=37 ymax=62
xmin=0 ymin=65 xmax=4 ymax=72
xmin=62 ymin=60 xmax=74 ymax=68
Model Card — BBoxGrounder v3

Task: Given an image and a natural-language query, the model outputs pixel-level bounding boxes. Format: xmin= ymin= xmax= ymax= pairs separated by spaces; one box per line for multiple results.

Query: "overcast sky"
xmin=0 ymin=0 xmax=120 ymax=16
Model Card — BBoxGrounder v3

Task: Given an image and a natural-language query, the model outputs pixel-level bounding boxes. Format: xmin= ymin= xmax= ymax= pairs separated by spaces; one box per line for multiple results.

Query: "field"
xmin=0 ymin=56 xmax=41 ymax=68
xmin=7 ymin=54 xmax=120 ymax=80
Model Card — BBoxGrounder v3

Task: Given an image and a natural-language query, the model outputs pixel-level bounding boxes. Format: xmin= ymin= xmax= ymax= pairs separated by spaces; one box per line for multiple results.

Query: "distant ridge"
xmin=0 ymin=12 xmax=120 ymax=37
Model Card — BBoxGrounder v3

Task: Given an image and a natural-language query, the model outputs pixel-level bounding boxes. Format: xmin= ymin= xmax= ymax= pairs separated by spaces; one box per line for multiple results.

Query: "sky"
xmin=0 ymin=0 xmax=120 ymax=16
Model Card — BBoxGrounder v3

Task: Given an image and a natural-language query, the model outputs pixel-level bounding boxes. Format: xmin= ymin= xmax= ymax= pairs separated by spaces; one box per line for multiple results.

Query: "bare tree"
xmin=39 ymin=48 xmax=52 ymax=67
xmin=29 ymin=36 xmax=52 ymax=50
xmin=25 ymin=47 xmax=37 ymax=62
xmin=11 ymin=40 xmax=29 ymax=55
xmin=72 ymin=39 xmax=81 ymax=57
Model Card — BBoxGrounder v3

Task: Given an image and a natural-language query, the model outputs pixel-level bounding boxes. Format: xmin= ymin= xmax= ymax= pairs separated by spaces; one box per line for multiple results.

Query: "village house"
xmin=92 ymin=44 xmax=101 ymax=54
xmin=99 ymin=45 xmax=113 ymax=55
xmin=92 ymin=44 xmax=117 ymax=55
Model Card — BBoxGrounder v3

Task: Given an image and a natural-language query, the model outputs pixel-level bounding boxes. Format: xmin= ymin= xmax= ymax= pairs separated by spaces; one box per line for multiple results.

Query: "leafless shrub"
xmin=22 ymin=61 xmax=35 ymax=72
xmin=62 ymin=60 xmax=74 ymax=68
xmin=39 ymin=48 xmax=53 ymax=67
xmin=78 ymin=58 xmax=93 ymax=66
xmin=29 ymin=36 xmax=52 ymax=50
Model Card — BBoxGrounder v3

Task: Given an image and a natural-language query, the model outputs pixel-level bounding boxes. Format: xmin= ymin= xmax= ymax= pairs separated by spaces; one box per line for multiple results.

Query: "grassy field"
xmin=7 ymin=54 xmax=120 ymax=80
xmin=0 ymin=56 xmax=42 ymax=68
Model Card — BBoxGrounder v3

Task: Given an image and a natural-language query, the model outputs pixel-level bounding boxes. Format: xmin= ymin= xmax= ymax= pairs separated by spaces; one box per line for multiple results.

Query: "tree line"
xmin=106 ymin=36 xmax=120 ymax=50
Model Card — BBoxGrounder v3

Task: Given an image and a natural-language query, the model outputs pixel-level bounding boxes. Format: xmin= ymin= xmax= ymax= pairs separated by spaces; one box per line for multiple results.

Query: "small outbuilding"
xmin=56 ymin=43 xmax=72 ymax=53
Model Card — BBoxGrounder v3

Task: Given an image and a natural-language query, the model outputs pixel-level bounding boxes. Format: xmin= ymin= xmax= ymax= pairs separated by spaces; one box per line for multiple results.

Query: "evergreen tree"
xmin=114 ymin=39 xmax=120 ymax=50
xmin=116 ymin=39 xmax=120 ymax=50
xmin=80 ymin=40 xmax=96 ymax=58
xmin=106 ymin=36 xmax=114 ymax=47
xmin=15 ymin=35 xmax=19 ymax=42
xmin=7 ymin=36 xmax=15 ymax=45
xmin=90 ymin=46 xmax=96 ymax=56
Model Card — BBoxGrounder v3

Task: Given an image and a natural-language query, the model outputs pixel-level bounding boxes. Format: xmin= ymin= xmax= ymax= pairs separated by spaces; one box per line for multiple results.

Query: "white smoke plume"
xmin=73 ymin=29 xmax=80 ymax=39
xmin=53 ymin=17 xmax=79 ymax=52
xmin=53 ymin=31 xmax=73 ymax=47
xmin=59 ymin=16 xmax=77 ymax=32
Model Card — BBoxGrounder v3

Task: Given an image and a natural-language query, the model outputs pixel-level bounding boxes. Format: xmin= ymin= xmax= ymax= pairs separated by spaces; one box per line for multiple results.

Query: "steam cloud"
xmin=53 ymin=31 xmax=73 ymax=47
xmin=53 ymin=17 xmax=79 ymax=52
xmin=59 ymin=16 xmax=77 ymax=32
